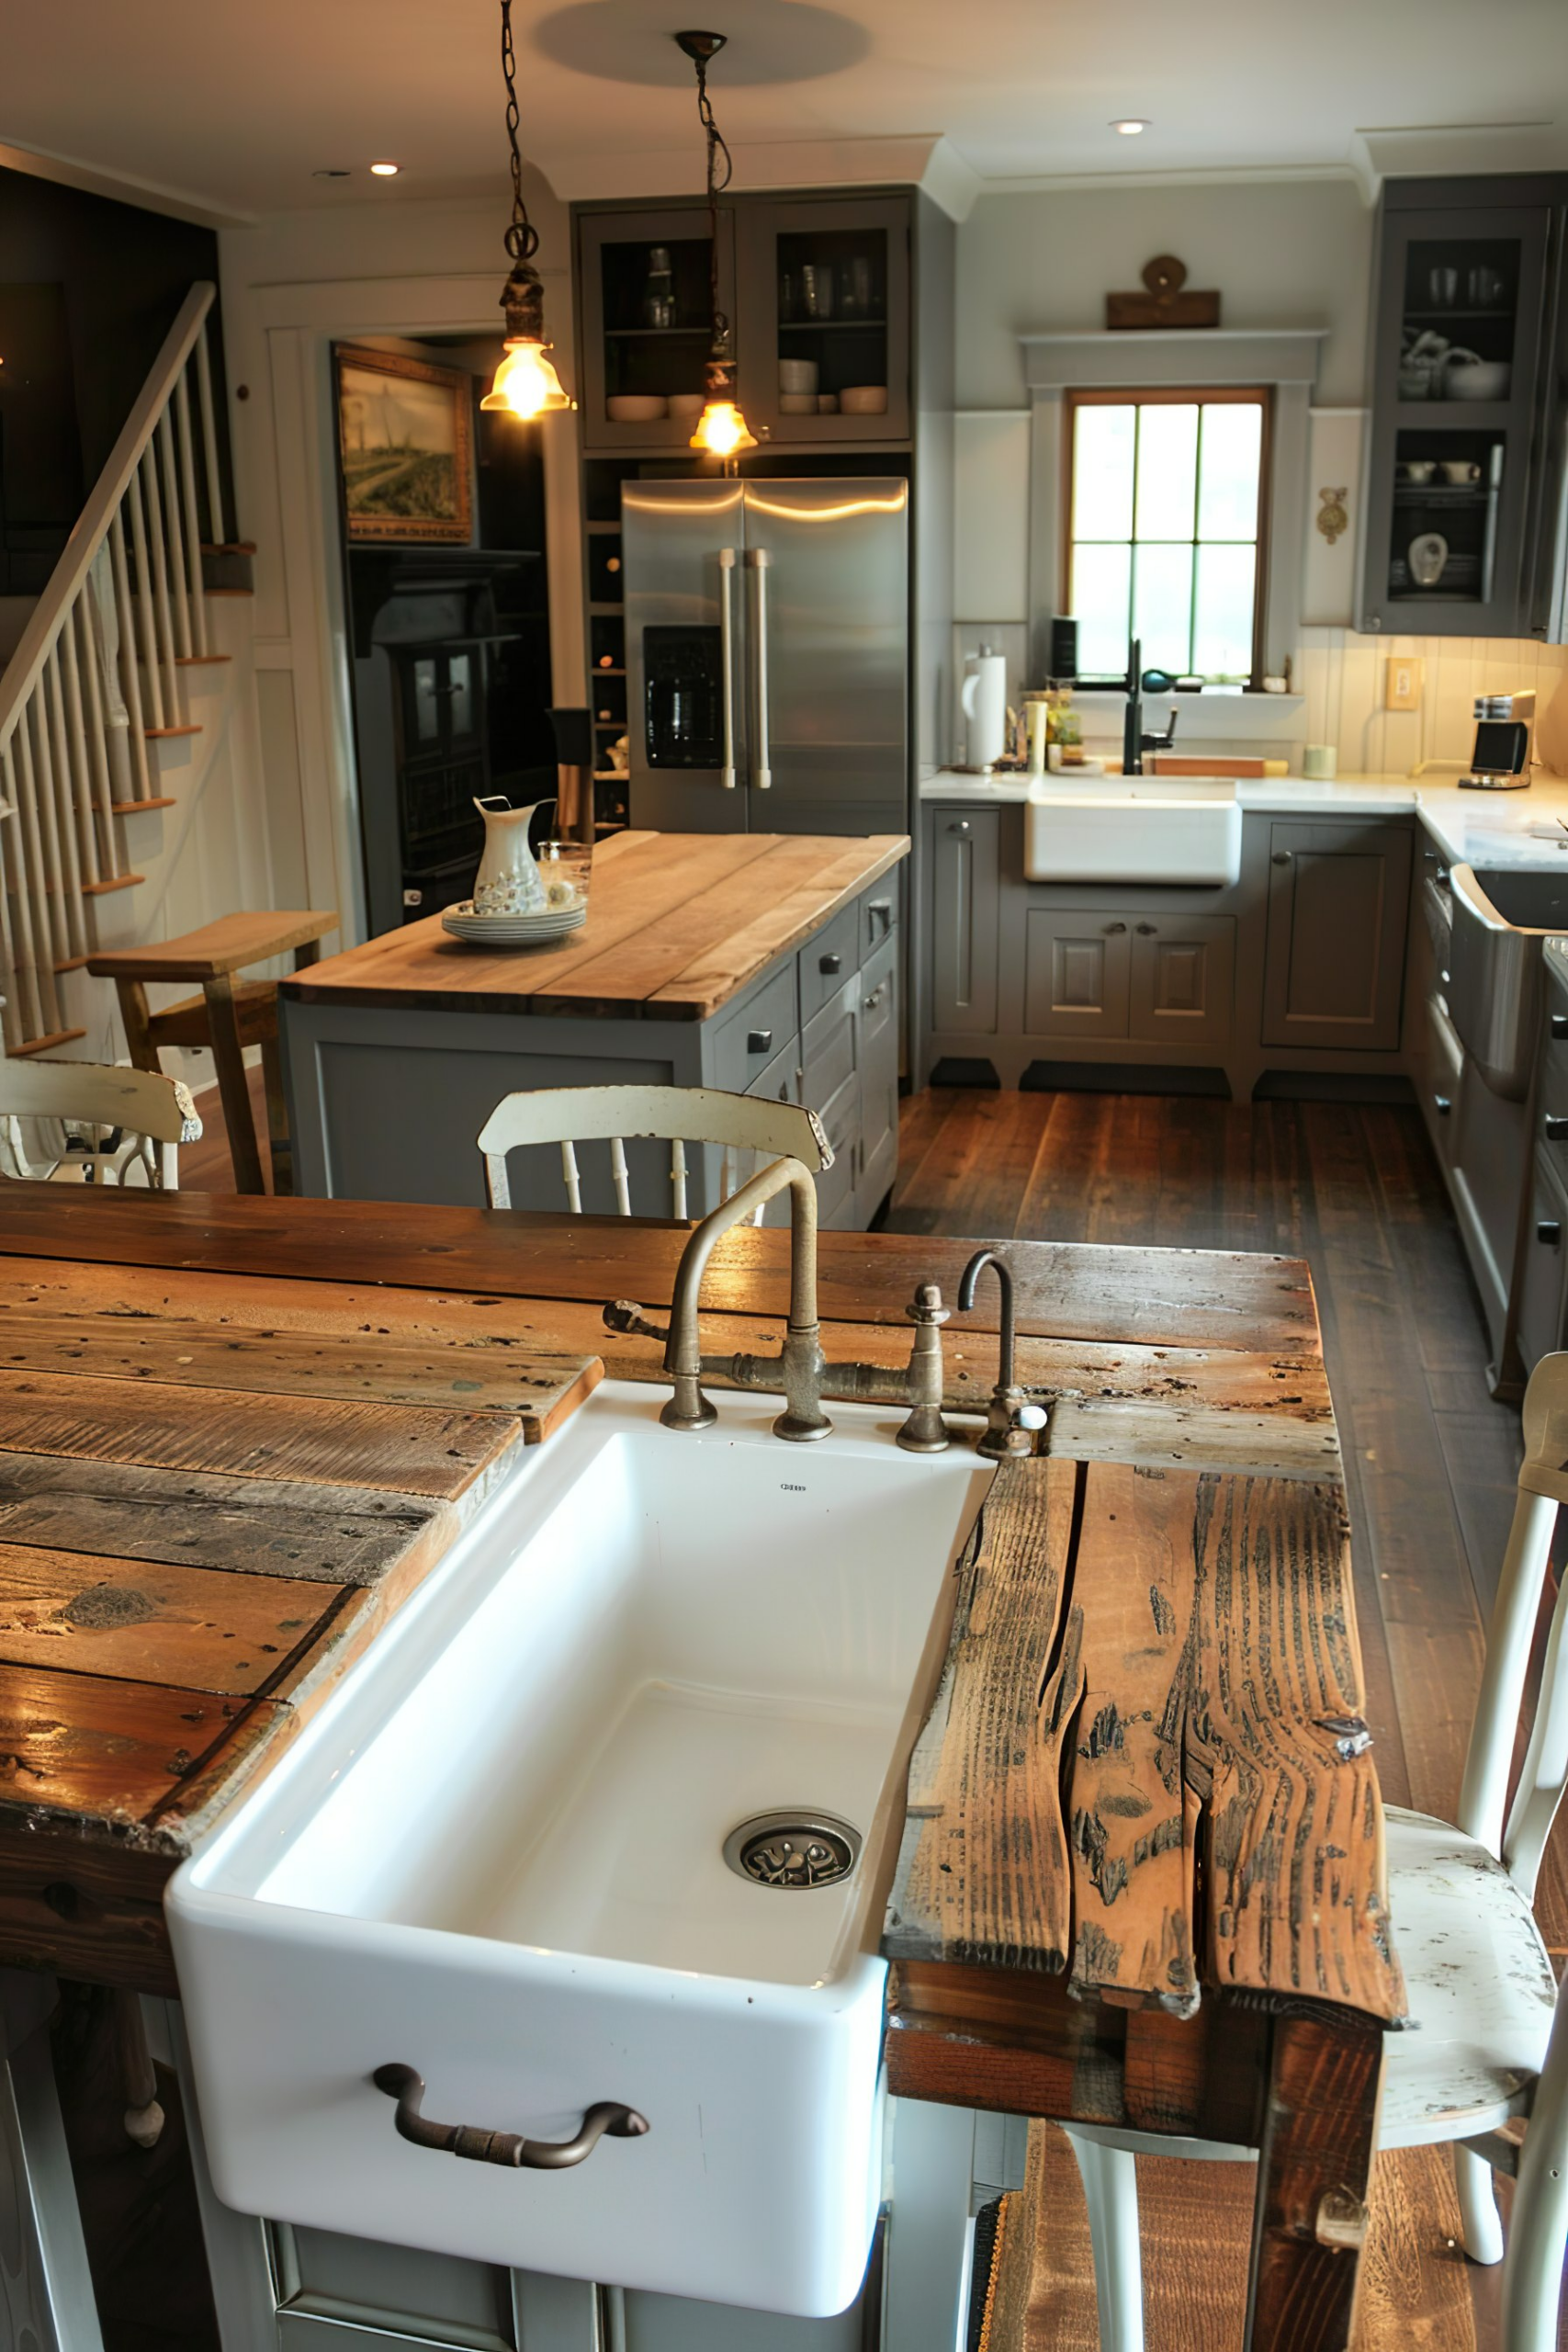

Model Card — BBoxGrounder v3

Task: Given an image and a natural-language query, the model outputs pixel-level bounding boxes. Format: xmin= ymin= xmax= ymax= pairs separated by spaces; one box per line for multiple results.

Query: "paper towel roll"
xmin=961 ymin=650 xmax=1008 ymax=768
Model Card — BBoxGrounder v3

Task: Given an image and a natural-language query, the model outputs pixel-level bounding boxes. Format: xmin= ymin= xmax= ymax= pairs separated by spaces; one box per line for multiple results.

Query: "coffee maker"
xmin=1459 ymin=689 xmax=1535 ymax=790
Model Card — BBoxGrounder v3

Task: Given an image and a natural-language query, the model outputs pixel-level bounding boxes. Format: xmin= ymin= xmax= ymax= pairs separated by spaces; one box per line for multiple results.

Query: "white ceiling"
xmin=0 ymin=0 xmax=1563 ymax=223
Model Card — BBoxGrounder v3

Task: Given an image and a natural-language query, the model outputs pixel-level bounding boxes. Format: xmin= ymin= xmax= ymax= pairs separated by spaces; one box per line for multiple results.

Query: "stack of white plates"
xmin=441 ymin=899 xmax=586 ymax=948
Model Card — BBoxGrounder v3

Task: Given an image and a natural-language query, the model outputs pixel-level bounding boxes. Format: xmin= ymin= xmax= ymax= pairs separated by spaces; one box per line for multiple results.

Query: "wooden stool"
xmin=86 ymin=910 xmax=337 ymax=1195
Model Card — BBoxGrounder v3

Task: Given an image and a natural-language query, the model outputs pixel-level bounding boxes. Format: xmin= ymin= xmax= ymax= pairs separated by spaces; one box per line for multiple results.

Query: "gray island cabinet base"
xmin=280 ymin=832 xmax=907 ymax=1228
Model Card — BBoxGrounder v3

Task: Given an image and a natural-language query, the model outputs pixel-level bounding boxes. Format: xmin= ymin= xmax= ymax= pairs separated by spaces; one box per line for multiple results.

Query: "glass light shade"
xmin=689 ymin=398 xmax=757 ymax=457
xmin=481 ymin=337 xmax=572 ymax=418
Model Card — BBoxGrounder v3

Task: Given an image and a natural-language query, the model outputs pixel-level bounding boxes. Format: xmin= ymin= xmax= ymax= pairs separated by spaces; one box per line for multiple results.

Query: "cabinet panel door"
xmin=1128 ymin=916 xmax=1235 ymax=1046
xmin=736 ymin=195 xmax=911 ymax=444
xmin=856 ymin=935 xmax=899 ymax=1217
xmin=577 ymin=205 xmax=738 ymax=454
xmin=802 ymin=974 xmax=861 ymax=1228
xmin=1023 ymin=910 xmax=1132 ymax=1039
xmin=1519 ymin=1148 xmax=1568 ymax=1374
xmin=1261 ymin=820 xmax=1413 ymax=1051
xmin=930 ymin=809 xmax=999 ymax=1035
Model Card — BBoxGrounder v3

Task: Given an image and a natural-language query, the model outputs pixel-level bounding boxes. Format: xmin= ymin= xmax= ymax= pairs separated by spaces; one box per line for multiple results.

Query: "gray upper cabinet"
xmin=576 ymin=205 xmax=737 ymax=456
xmin=1359 ymin=176 xmax=1565 ymax=639
xmin=1262 ymin=819 xmax=1413 ymax=1052
xmin=735 ymin=195 xmax=912 ymax=445
xmin=929 ymin=808 xmax=999 ymax=1035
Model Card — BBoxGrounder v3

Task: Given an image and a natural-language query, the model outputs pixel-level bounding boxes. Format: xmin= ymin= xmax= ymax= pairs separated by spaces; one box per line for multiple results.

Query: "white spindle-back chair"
xmin=1058 ymin=1349 xmax=1568 ymax=2352
xmin=0 ymin=1057 xmax=200 ymax=1189
xmin=477 ymin=1084 xmax=831 ymax=1222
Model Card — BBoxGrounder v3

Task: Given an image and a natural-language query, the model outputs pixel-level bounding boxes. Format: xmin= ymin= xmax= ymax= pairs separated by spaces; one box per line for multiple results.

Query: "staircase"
xmin=0 ymin=282 xmax=245 ymax=1055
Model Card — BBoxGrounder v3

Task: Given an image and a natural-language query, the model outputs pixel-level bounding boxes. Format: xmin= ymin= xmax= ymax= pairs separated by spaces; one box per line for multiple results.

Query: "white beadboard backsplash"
xmin=949 ymin=625 xmax=1568 ymax=775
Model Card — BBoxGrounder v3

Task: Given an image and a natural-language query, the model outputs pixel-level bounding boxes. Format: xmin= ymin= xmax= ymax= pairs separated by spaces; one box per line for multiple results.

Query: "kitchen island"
xmin=280 ymin=829 xmax=908 ymax=1227
xmin=0 ymin=1184 xmax=1396 ymax=2352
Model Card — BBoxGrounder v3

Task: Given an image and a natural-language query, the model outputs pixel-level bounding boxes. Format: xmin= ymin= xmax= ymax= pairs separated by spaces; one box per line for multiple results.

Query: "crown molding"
xmin=536 ymin=130 xmax=979 ymax=218
xmin=0 ymin=133 xmax=254 ymax=228
xmin=1020 ymin=325 xmax=1325 ymax=390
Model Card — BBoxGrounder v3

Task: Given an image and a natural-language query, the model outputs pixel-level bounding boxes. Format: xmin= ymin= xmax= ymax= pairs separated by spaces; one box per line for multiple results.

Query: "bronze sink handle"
xmin=372 ymin=2064 xmax=649 ymax=2170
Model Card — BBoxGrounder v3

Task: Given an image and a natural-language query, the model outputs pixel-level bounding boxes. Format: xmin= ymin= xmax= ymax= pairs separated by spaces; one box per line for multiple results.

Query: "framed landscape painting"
xmin=335 ymin=343 xmax=474 ymax=543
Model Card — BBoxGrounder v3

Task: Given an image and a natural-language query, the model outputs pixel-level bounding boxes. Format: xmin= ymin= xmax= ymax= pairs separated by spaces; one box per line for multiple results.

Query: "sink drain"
xmin=723 ymin=1810 xmax=862 ymax=1890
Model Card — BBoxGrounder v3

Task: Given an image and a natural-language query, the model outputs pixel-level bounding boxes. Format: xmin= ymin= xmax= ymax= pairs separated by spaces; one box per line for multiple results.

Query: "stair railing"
xmin=0 ymin=281 xmax=232 ymax=1054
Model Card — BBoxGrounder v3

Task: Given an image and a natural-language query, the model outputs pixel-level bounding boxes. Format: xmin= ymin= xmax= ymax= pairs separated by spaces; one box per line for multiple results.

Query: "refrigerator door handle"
xmin=717 ymin=548 xmax=738 ymax=789
xmin=746 ymin=548 xmax=773 ymax=791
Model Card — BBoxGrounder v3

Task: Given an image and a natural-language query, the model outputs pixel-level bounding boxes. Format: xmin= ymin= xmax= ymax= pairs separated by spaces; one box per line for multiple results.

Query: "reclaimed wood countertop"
xmin=279 ymin=830 xmax=908 ymax=1023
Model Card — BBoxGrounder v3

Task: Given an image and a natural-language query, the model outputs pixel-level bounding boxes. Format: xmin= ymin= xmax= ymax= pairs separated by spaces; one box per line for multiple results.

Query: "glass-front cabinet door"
xmin=1360 ymin=199 xmax=1551 ymax=636
xmin=737 ymin=196 xmax=911 ymax=444
xmin=577 ymin=205 xmax=737 ymax=453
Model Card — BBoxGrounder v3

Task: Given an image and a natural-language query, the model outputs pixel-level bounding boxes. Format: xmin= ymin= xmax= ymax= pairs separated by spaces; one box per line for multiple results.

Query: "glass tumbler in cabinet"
xmin=738 ymin=196 xmax=912 ymax=443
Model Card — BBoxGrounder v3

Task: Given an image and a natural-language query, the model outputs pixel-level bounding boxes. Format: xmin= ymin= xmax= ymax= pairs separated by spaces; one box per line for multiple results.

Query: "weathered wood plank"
xmin=0 ymin=1453 xmax=457 ymax=1587
xmin=1066 ymin=1462 xmax=1200 ymax=2015
xmin=0 ymin=1544 xmax=346 ymax=1693
xmin=0 ymin=1201 xmax=1322 ymax=1357
xmin=646 ymin=835 xmax=911 ymax=1013
xmin=0 ymin=1366 xmax=525 ymax=1499
xmin=1247 ymin=2002 xmax=1385 ymax=2352
xmin=0 ymin=1822 xmax=179 ymax=1992
xmin=0 ymin=1306 xmax=600 ymax=1441
xmin=0 ymin=1665 xmax=284 ymax=1835
xmin=883 ymin=1959 xmax=1133 ymax=2127
xmin=1184 ymin=1475 xmax=1404 ymax=2020
xmin=883 ymin=1456 xmax=1080 ymax=1974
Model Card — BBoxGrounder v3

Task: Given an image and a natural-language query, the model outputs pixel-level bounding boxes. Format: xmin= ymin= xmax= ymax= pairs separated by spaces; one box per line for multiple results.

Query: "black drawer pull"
xmin=1104 ymin=922 xmax=1127 ymax=935
xmin=1554 ymin=1014 xmax=1568 ymax=1042
xmin=373 ymin=2065 xmax=648 ymax=2171
xmin=868 ymin=898 xmax=893 ymax=930
xmin=1540 ymin=1221 xmax=1563 ymax=1248
xmin=747 ymin=1029 xmax=773 ymax=1055
xmin=1135 ymin=922 xmax=1156 ymax=936
xmin=1272 ymin=850 xmax=1292 ymax=865
xmin=819 ymin=953 xmax=843 ymax=975
xmin=1546 ymin=1114 xmax=1568 ymax=1144
xmin=1434 ymin=1094 xmax=1452 ymax=1117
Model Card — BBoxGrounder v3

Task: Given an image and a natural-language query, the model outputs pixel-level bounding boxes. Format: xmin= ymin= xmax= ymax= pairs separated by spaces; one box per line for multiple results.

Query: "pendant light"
xmin=676 ymin=31 xmax=756 ymax=462
xmin=481 ymin=0 xmax=572 ymax=419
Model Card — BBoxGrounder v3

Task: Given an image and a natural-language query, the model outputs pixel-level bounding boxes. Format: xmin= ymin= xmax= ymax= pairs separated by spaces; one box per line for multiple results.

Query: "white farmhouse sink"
xmin=1026 ymin=775 xmax=1242 ymax=886
xmin=167 ymin=1381 xmax=991 ymax=2317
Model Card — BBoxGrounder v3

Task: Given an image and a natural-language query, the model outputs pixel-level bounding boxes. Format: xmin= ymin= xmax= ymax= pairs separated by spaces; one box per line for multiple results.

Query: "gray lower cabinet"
xmin=1021 ymin=910 xmax=1236 ymax=1047
xmin=1023 ymin=910 xmax=1132 ymax=1039
xmin=929 ymin=808 xmax=999 ymax=1035
xmin=1129 ymin=914 xmax=1235 ymax=1047
xmin=286 ymin=888 xmax=899 ymax=1227
xmin=1519 ymin=1148 xmax=1568 ymax=1373
xmin=1261 ymin=819 xmax=1413 ymax=1053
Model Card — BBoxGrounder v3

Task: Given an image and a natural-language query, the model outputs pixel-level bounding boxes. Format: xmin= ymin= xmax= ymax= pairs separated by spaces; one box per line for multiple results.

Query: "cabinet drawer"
xmin=860 ymin=933 xmax=897 ymax=1060
xmin=857 ymin=937 xmax=898 ymax=1219
xmin=1427 ymin=992 xmax=1464 ymax=1166
xmin=708 ymin=963 xmax=798 ymax=1094
xmin=1519 ymin=1148 xmax=1568 ymax=1374
xmin=744 ymin=1033 xmax=802 ymax=1105
xmin=861 ymin=882 xmax=898 ymax=961
xmin=799 ymin=902 xmax=862 ymax=1028
xmin=1024 ymin=910 xmax=1133 ymax=1038
xmin=814 ymin=1070 xmax=861 ymax=1231
xmin=1128 ymin=916 xmax=1235 ymax=1046
xmin=802 ymin=974 xmax=857 ymax=1113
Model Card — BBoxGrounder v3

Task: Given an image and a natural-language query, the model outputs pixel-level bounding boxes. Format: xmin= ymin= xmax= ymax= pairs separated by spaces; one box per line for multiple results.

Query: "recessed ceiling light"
xmin=370 ymin=161 xmax=400 ymax=176
xmin=1111 ymin=119 xmax=1149 ymax=135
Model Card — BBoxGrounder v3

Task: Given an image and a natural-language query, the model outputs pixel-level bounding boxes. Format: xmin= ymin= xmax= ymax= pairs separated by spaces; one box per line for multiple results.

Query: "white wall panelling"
xmin=953 ymin=412 xmax=1031 ymax=624
xmin=1302 ymin=410 xmax=1367 ymax=628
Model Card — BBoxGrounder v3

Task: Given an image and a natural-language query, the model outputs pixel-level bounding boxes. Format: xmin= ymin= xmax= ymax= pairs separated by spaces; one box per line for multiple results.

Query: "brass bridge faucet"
xmin=604 ymin=1153 xmax=952 ymax=1450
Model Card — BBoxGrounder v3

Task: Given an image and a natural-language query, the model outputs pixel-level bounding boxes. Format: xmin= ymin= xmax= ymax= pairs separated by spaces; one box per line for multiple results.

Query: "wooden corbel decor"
xmin=1107 ymin=254 xmax=1221 ymax=330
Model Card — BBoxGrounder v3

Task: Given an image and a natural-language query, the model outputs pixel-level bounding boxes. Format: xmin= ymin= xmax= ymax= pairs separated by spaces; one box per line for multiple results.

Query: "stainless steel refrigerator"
xmin=621 ymin=477 xmax=908 ymax=834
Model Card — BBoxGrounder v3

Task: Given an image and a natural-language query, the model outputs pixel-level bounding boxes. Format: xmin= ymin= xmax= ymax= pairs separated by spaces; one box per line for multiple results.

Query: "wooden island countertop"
xmin=281 ymin=830 xmax=909 ymax=1022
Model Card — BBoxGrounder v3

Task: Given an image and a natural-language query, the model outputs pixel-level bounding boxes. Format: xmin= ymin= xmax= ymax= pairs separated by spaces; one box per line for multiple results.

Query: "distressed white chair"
xmin=0 ymin=1057 xmax=201 ymax=1189
xmin=478 ymin=1083 xmax=831 ymax=1222
xmin=1063 ymin=1348 xmax=1568 ymax=2352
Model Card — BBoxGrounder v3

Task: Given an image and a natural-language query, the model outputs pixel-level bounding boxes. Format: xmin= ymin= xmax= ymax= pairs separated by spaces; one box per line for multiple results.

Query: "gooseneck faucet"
xmin=604 ymin=1153 xmax=953 ymax=1450
xmin=1122 ymin=635 xmax=1179 ymax=776
xmin=957 ymin=1248 xmax=1046 ymax=1458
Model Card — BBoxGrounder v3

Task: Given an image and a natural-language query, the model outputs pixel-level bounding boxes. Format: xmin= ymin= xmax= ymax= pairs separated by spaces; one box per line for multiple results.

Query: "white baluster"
xmin=174 ymin=368 xmax=210 ymax=658
xmin=125 ymin=469 xmax=167 ymax=732
xmin=73 ymin=596 xmax=124 ymax=878
xmin=108 ymin=510 xmax=153 ymax=801
xmin=0 ymin=746 xmax=42 ymax=1044
xmin=59 ymin=610 xmax=105 ymax=888
xmin=13 ymin=708 xmax=71 ymax=1004
xmin=610 ymin=1136 xmax=631 ymax=1216
xmin=157 ymin=411 xmax=194 ymax=661
xmin=560 ymin=1139 xmax=582 ymax=1214
xmin=671 ymin=1137 xmax=688 ymax=1220
xmin=37 ymin=664 xmax=87 ymax=963
xmin=139 ymin=447 xmax=181 ymax=718
xmin=195 ymin=321 xmax=229 ymax=547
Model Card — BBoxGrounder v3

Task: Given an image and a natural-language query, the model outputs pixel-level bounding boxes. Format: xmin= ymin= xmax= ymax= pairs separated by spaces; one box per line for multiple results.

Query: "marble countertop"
xmin=919 ymin=769 xmax=1568 ymax=871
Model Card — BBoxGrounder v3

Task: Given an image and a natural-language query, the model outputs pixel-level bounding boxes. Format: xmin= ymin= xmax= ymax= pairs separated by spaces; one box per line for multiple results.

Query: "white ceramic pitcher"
xmin=472 ymin=797 xmax=551 ymax=915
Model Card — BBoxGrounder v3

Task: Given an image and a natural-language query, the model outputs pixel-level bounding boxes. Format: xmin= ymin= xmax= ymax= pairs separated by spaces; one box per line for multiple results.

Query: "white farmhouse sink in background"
xmin=1026 ymin=775 xmax=1243 ymax=886
xmin=167 ymin=1382 xmax=992 ymax=2318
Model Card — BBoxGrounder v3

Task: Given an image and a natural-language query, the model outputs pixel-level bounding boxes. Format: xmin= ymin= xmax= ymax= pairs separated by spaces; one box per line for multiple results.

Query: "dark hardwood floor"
xmin=887 ymin=1084 xmax=1560 ymax=2351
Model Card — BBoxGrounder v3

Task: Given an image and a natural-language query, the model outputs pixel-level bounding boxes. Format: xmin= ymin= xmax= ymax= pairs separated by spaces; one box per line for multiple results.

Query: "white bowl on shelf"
xmin=778 ymin=357 xmax=818 ymax=394
xmin=1444 ymin=359 xmax=1510 ymax=401
xmin=606 ymin=394 xmax=668 ymax=424
xmin=778 ymin=391 xmax=818 ymax=414
xmin=840 ymin=384 xmax=888 ymax=416
xmin=667 ymin=392 xmax=706 ymax=420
